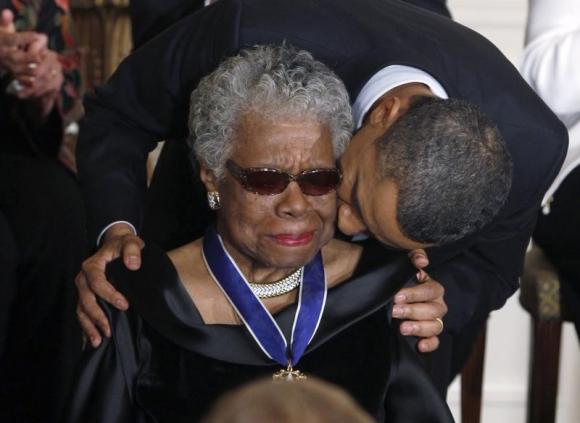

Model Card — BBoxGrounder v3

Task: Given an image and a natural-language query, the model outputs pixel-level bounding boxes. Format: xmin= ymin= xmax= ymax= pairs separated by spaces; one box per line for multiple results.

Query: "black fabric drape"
xmin=66 ymin=243 xmax=454 ymax=422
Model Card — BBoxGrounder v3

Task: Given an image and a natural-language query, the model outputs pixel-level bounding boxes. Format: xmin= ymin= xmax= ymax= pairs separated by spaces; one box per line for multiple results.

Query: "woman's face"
xmin=205 ymin=114 xmax=337 ymax=272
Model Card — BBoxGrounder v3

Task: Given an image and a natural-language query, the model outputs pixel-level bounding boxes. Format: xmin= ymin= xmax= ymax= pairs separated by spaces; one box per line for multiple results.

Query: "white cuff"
xmin=96 ymin=221 xmax=137 ymax=246
xmin=541 ymin=121 xmax=580 ymax=207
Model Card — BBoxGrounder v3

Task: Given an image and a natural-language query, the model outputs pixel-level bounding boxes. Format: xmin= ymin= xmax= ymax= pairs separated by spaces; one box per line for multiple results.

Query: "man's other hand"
xmin=75 ymin=223 xmax=144 ymax=348
xmin=392 ymin=249 xmax=448 ymax=353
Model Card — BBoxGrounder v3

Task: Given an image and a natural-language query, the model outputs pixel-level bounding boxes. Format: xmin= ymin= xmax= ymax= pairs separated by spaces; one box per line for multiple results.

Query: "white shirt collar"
xmin=352 ymin=65 xmax=448 ymax=128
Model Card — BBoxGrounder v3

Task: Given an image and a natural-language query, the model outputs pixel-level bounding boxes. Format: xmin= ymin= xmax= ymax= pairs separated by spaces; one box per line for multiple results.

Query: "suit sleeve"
xmin=429 ymin=206 xmax=538 ymax=333
xmin=129 ymin=0 xmax=206 ymax=49
xmin=76 ymin=0 xmax=241 ymax=244
xmin=400 ymin=0 xmax=451 ymax=18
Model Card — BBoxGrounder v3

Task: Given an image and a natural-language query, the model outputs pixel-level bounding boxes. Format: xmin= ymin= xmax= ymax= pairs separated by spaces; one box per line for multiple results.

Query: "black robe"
xmin=66 ymin=244 xmax=454 ymax=423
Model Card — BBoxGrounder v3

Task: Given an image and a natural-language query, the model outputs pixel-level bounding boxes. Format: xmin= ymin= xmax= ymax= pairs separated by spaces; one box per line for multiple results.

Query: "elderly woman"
xmin=66 ymin=45 xmax=453 ymax=423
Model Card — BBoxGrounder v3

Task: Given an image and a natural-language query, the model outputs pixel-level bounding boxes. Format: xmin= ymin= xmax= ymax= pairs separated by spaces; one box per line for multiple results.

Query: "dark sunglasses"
xmin=226 ymin=160 xmax=342 ymax=196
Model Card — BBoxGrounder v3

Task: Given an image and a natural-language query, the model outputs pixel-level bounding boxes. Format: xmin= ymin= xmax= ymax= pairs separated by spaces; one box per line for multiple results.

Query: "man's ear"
xmin=199 ymin=162 xmax=219 ymax=192
xmin=367 ymin=96 xmax=402 ymax=132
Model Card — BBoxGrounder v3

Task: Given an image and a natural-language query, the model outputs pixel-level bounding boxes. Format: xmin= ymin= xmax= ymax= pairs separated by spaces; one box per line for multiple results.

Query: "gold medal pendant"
xmin=272 ymin=363 xmax=307 ymax=381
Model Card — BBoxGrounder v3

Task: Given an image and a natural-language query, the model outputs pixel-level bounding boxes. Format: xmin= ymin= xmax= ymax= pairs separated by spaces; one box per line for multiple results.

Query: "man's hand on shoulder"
xmin=75 ymin=223 xmax=144 ymax=348
xmin=392 ymin=249 xmax=448 ymax=353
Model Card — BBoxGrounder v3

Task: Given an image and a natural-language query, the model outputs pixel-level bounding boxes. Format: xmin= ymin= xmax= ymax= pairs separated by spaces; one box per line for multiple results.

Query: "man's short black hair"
xmin=376 ymin=97 xmax=512 ymax=245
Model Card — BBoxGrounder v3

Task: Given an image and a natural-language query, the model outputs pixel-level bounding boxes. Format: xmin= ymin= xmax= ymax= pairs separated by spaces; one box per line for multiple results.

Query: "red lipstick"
xmin=273 ymin=232 xmax=314 ymax=246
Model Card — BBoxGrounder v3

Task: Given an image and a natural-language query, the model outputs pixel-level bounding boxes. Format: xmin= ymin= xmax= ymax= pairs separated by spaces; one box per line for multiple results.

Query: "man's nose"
xmin=337 ymin=203 xmax=367 ymax=235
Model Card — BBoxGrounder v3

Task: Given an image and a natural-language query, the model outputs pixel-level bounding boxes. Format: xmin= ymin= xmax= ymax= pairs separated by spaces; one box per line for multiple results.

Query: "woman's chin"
xmin=260 ymin=239 xmax=321 ymax=269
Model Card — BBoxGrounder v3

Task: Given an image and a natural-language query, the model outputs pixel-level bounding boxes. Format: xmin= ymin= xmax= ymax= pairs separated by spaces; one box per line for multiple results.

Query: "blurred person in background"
xmin=0 ymin=1 xmax=85 ymax=421
xmin=202 ymin=377 xmax=374 ymax=423
xmin=521 ymin=0 xmax=580 ymax=339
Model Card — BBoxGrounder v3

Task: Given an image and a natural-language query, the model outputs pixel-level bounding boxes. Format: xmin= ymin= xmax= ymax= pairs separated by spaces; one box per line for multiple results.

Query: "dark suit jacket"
xmin=129 ymin=0 xmax=205 ymax=49
xmin=77 ymin=0 xmax=567 ymax=333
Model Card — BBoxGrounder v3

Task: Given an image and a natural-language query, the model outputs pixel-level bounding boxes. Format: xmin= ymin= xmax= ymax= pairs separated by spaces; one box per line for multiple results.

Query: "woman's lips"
xmin=273 ymin=232 xmax=314 ymax=246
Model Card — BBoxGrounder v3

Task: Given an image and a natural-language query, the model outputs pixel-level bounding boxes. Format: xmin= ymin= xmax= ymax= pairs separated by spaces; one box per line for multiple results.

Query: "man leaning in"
xmin=74 ymin=0 xmax=567 ymax=392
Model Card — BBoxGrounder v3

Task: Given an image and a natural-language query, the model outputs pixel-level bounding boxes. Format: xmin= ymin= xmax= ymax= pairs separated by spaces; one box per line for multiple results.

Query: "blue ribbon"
xmin=202 ymin=227 xmax=326 ymax=367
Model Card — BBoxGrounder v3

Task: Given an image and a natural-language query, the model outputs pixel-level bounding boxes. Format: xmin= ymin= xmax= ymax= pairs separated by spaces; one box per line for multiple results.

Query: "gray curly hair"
xmin=188 ymin=45 xmax=353 ymax=177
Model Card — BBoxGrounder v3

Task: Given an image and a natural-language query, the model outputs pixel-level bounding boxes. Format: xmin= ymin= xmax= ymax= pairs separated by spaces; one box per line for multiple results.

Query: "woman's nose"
xmin=276 ymin=181 xmax=310 ymax=217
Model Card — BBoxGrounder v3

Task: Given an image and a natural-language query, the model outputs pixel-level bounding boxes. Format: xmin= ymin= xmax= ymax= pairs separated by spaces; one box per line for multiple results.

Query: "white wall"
xmin=445 ymin=1 xmax=580 ymax=422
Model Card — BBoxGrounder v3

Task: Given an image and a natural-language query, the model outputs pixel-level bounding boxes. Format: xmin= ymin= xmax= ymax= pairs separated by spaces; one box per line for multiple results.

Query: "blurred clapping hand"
xmin=1 ymin=9 xmax=64 ymax=118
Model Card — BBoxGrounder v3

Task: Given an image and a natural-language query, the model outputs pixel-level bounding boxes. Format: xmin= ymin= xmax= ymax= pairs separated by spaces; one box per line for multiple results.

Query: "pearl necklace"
xmin=248 ymin=267 xmax=304 ymax=299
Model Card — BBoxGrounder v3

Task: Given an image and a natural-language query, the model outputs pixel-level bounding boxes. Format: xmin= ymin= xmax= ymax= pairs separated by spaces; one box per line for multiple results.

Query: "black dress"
xmin=66 ymin=244 xmax=454 ymax=423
